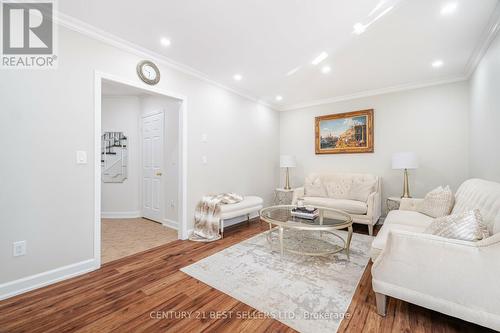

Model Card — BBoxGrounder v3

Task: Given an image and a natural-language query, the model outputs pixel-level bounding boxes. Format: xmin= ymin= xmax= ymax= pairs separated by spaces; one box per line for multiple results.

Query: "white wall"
xmin=280 ymin=82 xmax=470 ymax=204
xmin=0 ymin=26 xmax=279 ymax=286
xmin=469 ymin=32 xmax=500 ymax=182
xmin=101 ymin=96 xmax=141 ymax=216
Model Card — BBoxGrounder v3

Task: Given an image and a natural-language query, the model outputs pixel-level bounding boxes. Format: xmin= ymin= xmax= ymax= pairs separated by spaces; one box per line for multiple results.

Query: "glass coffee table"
xmin=259 ymin=205 xmax=353 ymax=258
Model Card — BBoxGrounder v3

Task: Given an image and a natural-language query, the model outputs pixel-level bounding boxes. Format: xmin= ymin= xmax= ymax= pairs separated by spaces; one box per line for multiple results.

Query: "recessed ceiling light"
xmin=233 ymin=74 xmax=243 ymax=81
xmin=160 ymin=38 xmax=171 ymax=47
xmin=432 ymin=60 xmax=444 ymax=68
xmin=321 ymin=65 xmax=331 ymax=74
xmin=311 ymin=52 xmax=328 ymax=66
xmin=440 ymin=2 xmax=457 ymax=15
xmin=353 ymin=23 xmax=367 ymax=35
xmin=275 ymin=95 xmax=283 ymax=101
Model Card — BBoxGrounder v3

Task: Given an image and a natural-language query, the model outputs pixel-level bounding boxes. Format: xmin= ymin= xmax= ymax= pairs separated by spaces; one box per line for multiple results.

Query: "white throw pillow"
xmin=349 ymin=179 xmax=377 ymax=202
xmin=325 ymin=179 xmax=353 ymax=199
xmin=419 ymin=186 xmax=455 ymax=218
xmin=424 ymin=209 xmax=490 ymax=241
xmin=304 ymin=176 xmax=327 ymax=197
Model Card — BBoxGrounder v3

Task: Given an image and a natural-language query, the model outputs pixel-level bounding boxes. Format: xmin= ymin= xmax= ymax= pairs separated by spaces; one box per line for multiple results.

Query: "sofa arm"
xmin=291 ymin=187 xmax=305 ymax=204
xmin=367 ymin=191 xmax=381 ymax=222
xmin=399 ymin=198 xmax=424 ymax=211
xmin=372 ymin=230 xmax=500 ymax=319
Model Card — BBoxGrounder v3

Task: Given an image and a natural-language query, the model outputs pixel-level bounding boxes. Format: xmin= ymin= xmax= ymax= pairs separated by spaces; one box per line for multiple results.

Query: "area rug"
xmin=181 ymin=229 xmax=373 ymax=333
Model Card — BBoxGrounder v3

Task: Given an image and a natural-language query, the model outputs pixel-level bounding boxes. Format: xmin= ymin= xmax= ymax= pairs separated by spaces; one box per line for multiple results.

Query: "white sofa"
xmin=371 ymin=178 xmax=500 ymax=331
xmin=292 ymin=173 xmax=382 ymax=235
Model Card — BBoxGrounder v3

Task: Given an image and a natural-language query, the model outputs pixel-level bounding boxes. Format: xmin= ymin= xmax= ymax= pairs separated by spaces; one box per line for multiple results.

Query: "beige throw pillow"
xmin=418 ymin=186 xmax=454 ymax=218
xmin=424 ymin=210 xmax=490 ymax=241
xmin=304 ymin=176 xmax=327 ymax=197
xmin=325 ymin=179 xmax=353 ymax=199
xmin=349 ymin=179 xmax=377 ymax=202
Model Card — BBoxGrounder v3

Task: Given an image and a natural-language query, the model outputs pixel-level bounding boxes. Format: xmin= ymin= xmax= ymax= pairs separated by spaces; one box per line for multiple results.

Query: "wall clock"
xmin=137 ymin=60 xmax=161 ymax=85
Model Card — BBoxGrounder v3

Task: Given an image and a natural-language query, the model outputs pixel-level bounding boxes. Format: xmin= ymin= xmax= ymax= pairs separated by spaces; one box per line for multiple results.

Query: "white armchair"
xmin=372 ymin=230 xmax=500 ymax=330
xmin=292 ymin=173 xmax=382 ymax=235
xmin=371 ymin=179 xmax=500 ymax=331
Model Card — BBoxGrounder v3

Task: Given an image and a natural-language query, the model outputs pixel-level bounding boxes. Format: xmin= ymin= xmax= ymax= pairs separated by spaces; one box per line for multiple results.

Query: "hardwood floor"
xmin=0 ymin=221 xmax=494 ymax=333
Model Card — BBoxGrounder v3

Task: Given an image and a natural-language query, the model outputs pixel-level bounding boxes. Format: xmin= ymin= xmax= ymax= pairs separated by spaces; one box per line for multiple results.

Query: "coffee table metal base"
xmin=266 ymin=224 xmax=353 ymax=258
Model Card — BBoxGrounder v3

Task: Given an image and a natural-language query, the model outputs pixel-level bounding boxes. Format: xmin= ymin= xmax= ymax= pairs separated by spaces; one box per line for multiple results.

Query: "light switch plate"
xmin=202 ymin=156 xmax=208 ymax=164
xmin=76 ymin=151 xmax=87 ymax=164
xmin=13 ymin=241 xmax=26 ymax=257
xmin=201 ymin=134 xmax=208 ymax=143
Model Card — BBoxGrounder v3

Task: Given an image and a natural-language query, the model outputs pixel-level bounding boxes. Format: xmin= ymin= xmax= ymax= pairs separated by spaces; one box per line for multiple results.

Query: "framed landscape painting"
xmin=315 ymin=109 xmax=374 ymax=154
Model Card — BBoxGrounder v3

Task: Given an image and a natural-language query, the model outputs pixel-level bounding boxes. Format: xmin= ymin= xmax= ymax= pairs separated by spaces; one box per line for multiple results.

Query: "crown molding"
xmin=464 ymin=1 xmax=500 ymax=78
xmin=53 ymin=12 xmax=275 ymax=110
xmin=278 ymin=76 xmax=467 ymax=111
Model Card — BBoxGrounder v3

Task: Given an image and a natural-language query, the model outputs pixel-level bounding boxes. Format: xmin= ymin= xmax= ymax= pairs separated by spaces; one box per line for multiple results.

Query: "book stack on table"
xmin=291 ymin=207 xmax=319 ymax=220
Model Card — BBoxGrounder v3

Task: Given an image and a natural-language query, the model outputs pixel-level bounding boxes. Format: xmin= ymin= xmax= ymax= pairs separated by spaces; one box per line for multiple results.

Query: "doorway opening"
xmin=94 ymin=72 xmax=187 ymax=266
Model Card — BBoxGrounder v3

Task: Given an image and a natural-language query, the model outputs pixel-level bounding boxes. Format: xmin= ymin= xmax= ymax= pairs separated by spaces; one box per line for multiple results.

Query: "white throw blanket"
xmin=189 ymin=193 xmax=243 ymax=242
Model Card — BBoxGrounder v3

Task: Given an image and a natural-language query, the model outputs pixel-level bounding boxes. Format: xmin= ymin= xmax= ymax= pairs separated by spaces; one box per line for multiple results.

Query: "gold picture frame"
xmin=315 ymin=109 xmax=374 ymax=154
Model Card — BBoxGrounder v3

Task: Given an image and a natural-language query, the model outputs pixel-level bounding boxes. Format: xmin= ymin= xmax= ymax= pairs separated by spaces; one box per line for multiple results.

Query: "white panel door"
xmin=142 ymin=112 xmax=164 ymax=222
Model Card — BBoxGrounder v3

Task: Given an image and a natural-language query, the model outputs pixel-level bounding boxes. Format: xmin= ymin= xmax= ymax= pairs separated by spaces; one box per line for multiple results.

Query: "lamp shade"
xmin=280 ymin=155 xmax=296 ymax=168
xmin=392 ymin=152 xmax=418 ymax=169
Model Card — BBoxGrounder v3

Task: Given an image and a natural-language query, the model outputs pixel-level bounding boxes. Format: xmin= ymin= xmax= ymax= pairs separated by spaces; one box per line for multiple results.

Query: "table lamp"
xmin=392 ymin=152 xmax=418 ymax=198
xmin=280 ymin=155 xmax=296 ymax=190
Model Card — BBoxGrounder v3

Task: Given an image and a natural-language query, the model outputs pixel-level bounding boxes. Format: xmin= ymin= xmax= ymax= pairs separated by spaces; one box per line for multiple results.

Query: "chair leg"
xmin=247 ymin=213 xmax=250 ymax=227
xmin=375 ymin=292 xmax=387 ymax=316
xmin=220 ymin=219 xmax=224 ymax=239
xmin=368 ymin=224 xmax=374 ymax=236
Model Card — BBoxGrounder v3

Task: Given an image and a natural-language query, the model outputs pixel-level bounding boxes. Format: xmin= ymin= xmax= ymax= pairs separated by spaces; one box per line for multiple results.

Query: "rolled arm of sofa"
xmin=372 ymin=230 xmax=500 ymax=326
xmin=399 ymin=198 xmax=424 ymax=211
xmin=291 ymin=187 xmax=305 ymax=205
xmin=367 ymin=191 xmax=382 ymax=222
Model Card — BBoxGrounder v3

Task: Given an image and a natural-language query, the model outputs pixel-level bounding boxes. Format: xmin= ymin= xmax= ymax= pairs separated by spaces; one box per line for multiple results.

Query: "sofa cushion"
xmin=384 ymin=210 xmax=434 ymax=228
xmin=304 ymin=175 xmax=327 ymax=197
xmin=371 ymin=223 xmax=428 ymax=260
xmin=325 ymin=179 xmax=353 ymax=199
xmin=350 ymin=179 xmax=377 ymax=202
xmin=418 ymin=186 xmax=454 ymax=218
xmin=452 ymin=179 xmax=500 ymax=234
xmin=424 ymin=209 xmax=490 ymax=241
xmin=302 ymin=196 xmax=367 ymax=215
xmin=219 ymin=196 xmax=263 ymax=214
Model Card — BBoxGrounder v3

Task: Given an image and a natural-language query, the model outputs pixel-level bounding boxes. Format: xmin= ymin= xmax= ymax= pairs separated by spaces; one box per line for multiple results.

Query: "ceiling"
xmin=59 ymin=0 xmax=500 ymax=110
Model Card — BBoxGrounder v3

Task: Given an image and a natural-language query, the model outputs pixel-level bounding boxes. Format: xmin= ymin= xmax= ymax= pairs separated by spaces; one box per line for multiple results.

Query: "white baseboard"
xmin=101 ymin=211 xmax=141 ymax=219
xmin=0 ymin=258 xmax=98 ymax=300
xmin=162 ymin=218 xmax=179 ymax=230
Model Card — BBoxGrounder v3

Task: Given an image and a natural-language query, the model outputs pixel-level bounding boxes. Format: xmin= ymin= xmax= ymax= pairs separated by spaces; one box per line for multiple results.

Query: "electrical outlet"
xmin=170 ymin=201 xmax=175 ymax=208
xmin=202 ymin=156 xmax=208 ymax=164
xmin=13 ymin=241 xmax=26 ymax=257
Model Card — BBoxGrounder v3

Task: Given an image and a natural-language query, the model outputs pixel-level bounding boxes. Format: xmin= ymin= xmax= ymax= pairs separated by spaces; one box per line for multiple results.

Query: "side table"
xmin=386 ymin=196 xmax=402 ymax=214
xmin=274 ymin=188 xmax=294 ymax=205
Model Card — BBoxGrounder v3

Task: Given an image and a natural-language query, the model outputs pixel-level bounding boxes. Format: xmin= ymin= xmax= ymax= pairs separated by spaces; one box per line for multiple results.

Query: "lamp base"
xmin=284 ymin=167 xmax=291 ymax=190
xmin=400 ymin=168 xmax=412 ymax=198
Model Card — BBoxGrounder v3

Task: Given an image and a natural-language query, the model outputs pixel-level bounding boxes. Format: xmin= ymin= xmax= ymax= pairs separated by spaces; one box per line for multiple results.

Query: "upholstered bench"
xmin=219 ymin=196 xmax=263 ymax=238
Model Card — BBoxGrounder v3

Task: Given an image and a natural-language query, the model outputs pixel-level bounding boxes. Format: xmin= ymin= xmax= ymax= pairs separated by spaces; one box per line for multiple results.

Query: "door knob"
xmin=156 ymin=172 xmax=162 ymax=176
